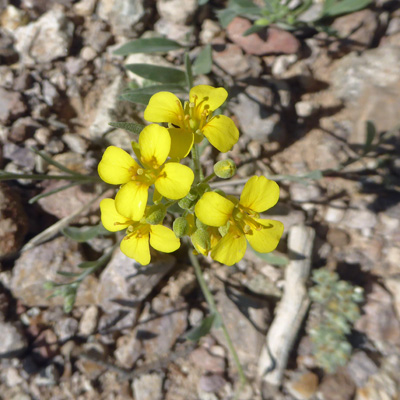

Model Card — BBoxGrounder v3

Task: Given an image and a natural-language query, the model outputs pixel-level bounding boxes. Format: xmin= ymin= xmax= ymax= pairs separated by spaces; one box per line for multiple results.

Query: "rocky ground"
xmin=0 ymin=0 xmax=400 ymax=399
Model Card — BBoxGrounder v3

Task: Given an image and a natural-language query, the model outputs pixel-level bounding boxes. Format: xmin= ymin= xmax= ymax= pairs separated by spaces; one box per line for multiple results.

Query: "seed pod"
xmin=173 ymin=217 xmax=189 ymax=238
xmin=191 ymin=228 xmax=211 ymax=255
xmin=214 ymin=159 xmax=236 ymax=179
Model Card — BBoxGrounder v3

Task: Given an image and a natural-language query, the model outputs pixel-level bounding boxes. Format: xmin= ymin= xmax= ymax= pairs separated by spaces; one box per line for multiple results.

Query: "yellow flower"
xmin=98 ymin=124 xmax=194 ymax=221
xmin=143 ymin=85 xmax=239 ymax=157
xmin=100 ymin=198 xmax=180 ymax=265
xmin=194 ymin=176 xmax=284 ymax=266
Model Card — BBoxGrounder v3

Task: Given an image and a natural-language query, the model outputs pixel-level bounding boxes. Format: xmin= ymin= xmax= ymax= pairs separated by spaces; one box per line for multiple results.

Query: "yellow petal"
xmin=120 ymin=233 xmax=151 ymax=265
xmin=150 ymin=225 xmax=180 ymax=253
xmin=168 ymin=127 xmax=194 ymax=159
xmin=143 ymin=91 xmax=184 ymax=127
xmin=202 ymin=115 xmax=239 ymax=153
xmin=98 ymin=146 xmax=138 ymax=185
xmin=195 ymin=192 xmax=234 ymax=227
xmin=155 ymin=163 xmax=194 ymax=200
xmin=139 ymin=124 xmax=170 ymax=168
xmin=115 ymin=181 xmax=149 ymax=220
xmin=240 ymin=176 xmax=280 ymax=212
xmin=211 ymin=229 xmax=247 ymax=266
xmin=246 ymin=219 xmax=284 ymax=253
xmin=190 ymin=85 xmax=227 ymax=114
xmin=100 ymin=199 xmax=131 ymax=232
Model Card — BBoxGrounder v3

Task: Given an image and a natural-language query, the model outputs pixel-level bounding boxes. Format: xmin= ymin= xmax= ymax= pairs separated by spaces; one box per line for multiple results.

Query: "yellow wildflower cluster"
xmin=98 ymin=85 xmax=283 ymax=265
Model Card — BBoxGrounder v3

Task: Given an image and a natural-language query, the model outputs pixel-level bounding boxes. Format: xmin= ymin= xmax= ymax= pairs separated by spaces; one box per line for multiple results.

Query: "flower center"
xmin=176 ymin=95 xmax=211 ymax=133
xmin=128 ymin=165 xmax=160 ymax=186
xmin=232 ymin=205 xmax=262 ymax=236
xmin=125 ymin=222 xmax=150 ymax=240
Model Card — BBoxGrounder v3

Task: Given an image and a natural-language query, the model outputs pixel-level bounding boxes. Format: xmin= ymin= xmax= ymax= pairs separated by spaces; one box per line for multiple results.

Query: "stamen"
xmin=243 ymin=224 xmax=252 ymax=234
xmin=137 ymin=168 xmax=144 ymax=175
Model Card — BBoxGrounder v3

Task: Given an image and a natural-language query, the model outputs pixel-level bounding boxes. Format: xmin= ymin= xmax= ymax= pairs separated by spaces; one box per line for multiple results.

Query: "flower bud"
xmin=178 ymin=196 xmax=194 ymax=210
xmin=173 ymin=217 xmax=189 ymax=238
xmin=191 ymin=228 xmax=211 ymax=256
xmin=214 ymin=159 xmax=236 ymax=179
xmin=145 ymin=204 xmax=166 ymax=225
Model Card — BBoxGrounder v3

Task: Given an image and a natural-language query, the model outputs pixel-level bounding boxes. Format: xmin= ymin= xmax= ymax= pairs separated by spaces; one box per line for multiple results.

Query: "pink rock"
xmin=227 ymin=17 xmax=300 ymax=55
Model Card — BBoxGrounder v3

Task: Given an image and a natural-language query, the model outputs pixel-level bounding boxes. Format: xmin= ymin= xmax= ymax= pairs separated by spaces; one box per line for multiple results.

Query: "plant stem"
xmin=199 ymin=172 xmax=216 ymax=185
xmin=188 ymin=250 xmax=247 ymax=385
xmin=191 ymin=144 xmax=203 ymax=183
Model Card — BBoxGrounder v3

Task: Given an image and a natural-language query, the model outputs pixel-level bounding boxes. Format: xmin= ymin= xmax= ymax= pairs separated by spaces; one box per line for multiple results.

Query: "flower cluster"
xmin=99 ymin=85 xmax=283 ymax=265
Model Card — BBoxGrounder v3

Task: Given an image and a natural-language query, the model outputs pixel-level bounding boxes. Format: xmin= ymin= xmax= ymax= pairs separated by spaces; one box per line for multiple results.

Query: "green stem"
xmin=188 ymin=250 xmax=247 ymax=385
xmin=199 ymin=172 xmax=216 ymax=185
xmin=191 ymin=144 xmax=203 ymax=183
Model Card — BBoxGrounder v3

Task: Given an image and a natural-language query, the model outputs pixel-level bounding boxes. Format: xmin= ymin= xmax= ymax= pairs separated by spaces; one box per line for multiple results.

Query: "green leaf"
xmin=363 ymin=120 xmax=376 ymax=155
xmin=120 ymin=92 xmax=152 ymax=105
xmin=113 ymin=37 xmax=182 ymax=56
xmin=108 ymin=121 xmax=145 ymax=135
xmin=185 ymin=314 xmax=216 ymax=341
xmin=125 ymin=64 xmax=186 ymax=84
xmin=198 ymin=0 xmax=209 ymax=4
xmin=122 ymin=84 xmax=187 ymax=96
xmin=243 ymin=23 xmax=267 ymax=36
xmin=62 ymin=223 xmax=110 ymax=243
xmin=321 ymin=0 xmax=372 ymax=18
xmin=193 ymin=45 xmax=212 ymax=75
xmin=250 ymin=249 xmax=289 ymax=266
xmin=57 ymin=271 xmax=81 ymax=278
xmin=217 ymin=8 xmax=239 ymax=27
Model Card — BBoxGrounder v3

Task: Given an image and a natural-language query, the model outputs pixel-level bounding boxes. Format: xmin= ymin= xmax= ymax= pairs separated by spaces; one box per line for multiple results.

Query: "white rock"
xmin=295 ymin=100 xmax=318 ymax=118
xmin=14 ymin=8 xmax=74 ymax=65
xmin=157 ymin=0 xmax=197 ymax=25
xmin=200 ymin=19 xmax=221 ymax=45
xmin=325 ymin=200 xmax=346 ymax=223
xmin=272 ymin=54 xmax=298 ymax=76
xmin=78 ymin=305 xmax=99 ymax=336
xmin=132 ymin=373 xmax=163 ymax=400
xmin=73 ymin=0 xmax=97 ymax=16
xmin=0 ymin=322 xmax=28 ymax=357
xmin=0 ymin=5 xmax=29 ymax=31
xmin=97 ymin=0 xmax=146 ymax=37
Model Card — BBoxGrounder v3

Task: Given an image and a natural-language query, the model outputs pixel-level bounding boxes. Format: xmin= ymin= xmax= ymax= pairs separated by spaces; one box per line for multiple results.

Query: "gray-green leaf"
xmin=125 ymin=64 xmax=187 ymax=84
xmin=113 ymin=37 xmax=182 ymax=56
xmin=108 ymin=121 xmax=145 ymax=134
xmin=185 ymin=314 xmax=216 ymax=341
xmin=193 ymin=45 xmax=213 ymax=75
xmin=62 ymin=223 xmax=110 ymax=243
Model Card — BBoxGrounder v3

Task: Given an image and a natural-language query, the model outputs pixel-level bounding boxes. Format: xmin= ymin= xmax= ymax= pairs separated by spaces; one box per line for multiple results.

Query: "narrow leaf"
xmin=198 ymin=0 xmax=209 ymax=4
xmin=193 ymin=45 xmax=212 ymax=75
xmin=57 ymin=271 xmax=81 ymax=278
xmin=363 ymin=120 xmax=376 ymax=155
xmin=250 ymin=249 xmax=289 ymax=266
xmin=125 ymin=64 xmax=186 ymax=84
xmin=113 ymin=37 xmax=182 ymax=56
xmin=120 ymin=92 xmax=152 ymax=105
xmin=185 ymin=314 xmax=216 ymax=341
xmin=108 ymin=122 xmax=145 ymax=135
xmin=62 ymin=223 xmax=110 ymax=243
xmin=321 ymin=0 xmax=371 ymax=18
xmin=122 ymin=84 xmax=187 ymax=95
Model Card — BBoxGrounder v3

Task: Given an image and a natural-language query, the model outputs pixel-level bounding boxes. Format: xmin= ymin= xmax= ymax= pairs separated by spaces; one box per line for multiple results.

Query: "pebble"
xmin=132 ymin=373 xmax=163 ymax=400
xmin=200 ymin=19 xmax=221 ymax=44
xmin=286 ymin=371 xmax=319 ymax=400
xmin=346 ymin=352 xmax=378 ymax=388
xmin=190 ymin=347 xmax=225 ymax=374
xmin=157 ymin=0 xmax=197 ymax=24
xmin=289 ymin=183 xmax=322 ymax=203
xmin=62 ymin=133 xmax=89 ymax=154
xmin=0 ymin=88 xmax=27 ymax=124
xmin=78 ymin=306 xmax=99 ymax=336
xmin=199 ymin=374 xmax=227 ymax=393
xmin=55 ymin=318 xmax=79 ymax=342
xmin=14 ymin=8 xmax=74 ymax=65
xmin=0 ymin=322 xmax=28 ymax=357
xmin=295 ymin=100 xmax=318 ymax=118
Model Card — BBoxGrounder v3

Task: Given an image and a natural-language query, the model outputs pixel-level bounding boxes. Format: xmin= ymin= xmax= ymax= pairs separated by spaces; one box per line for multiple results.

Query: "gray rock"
xmin=0 ymin=322 xmax=28 ymax=357
xmin=82 ymin=20 xmax=112 ymax=53
xmin=14 ymin=8 xmax=74 ymax=65
xmin=289 ymin=183 xmax=322 ymax=203
xmin=73 ymin=0 xmax=97 ymax=16
xmin=200 ymin=19 xmax=221 ymax=45
xmin=343 ymin=206 xmax=378 ymax=230
xmin=231 ymin=85 xmax=285 ymax=142
xmin=9 ymin=117 xmax=40 ymax=143
xmin=132 ymin=373 xmax=163 ymax=400
xmin=97 ymin=250 xmax=176 ymax=332
xmin=3 ymin=143 xmax=35 ymax=169
xmin=347 ymin=352 xmax=378 ymax=388
xmin=157 ymin=0 xmax=197 ymax=24
xmin=295 ymin=100 xmax=318 ymax=118
xmin=190 ymin=347 xmax=225 ymax=374
xmin=154 ymin=18 xmax=195 ymax=46
xmin=10 ymin=236 xmax=98 ymax=307
xmin=0 ymin=88 xmax=27 ymax=124
xmin=54 ymin=317 xmax=79 ymax=342
xmin=199 ymin=374 xmax=227 ymax=393
xmin=212 ymin=287 xmax=269 ymax=371
xmin=114 ymin=295 xmax=187 ymax=368
xmin=62 ymin=133 xmax=89 ymax=154
xmin=42 ymin=80 xmax=59 ymax=107
xmin=97 ymin=0 xmax=147 ymax=37
xmin=0 ymin=183 xmax=28 ymax=258
xmin=212 ymin=44 xmax=250 ymax=77
xmin=34 ymin=364 xmax=60 ymax=386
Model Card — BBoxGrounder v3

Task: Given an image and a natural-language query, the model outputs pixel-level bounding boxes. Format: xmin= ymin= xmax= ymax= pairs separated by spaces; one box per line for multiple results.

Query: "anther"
xmin=137 ymin=168 xmax=144 ymax=175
